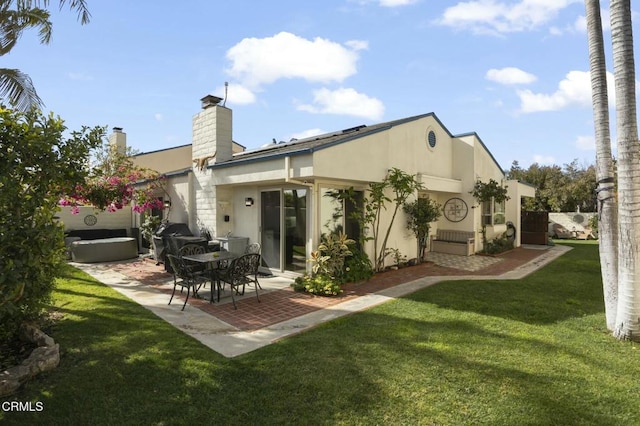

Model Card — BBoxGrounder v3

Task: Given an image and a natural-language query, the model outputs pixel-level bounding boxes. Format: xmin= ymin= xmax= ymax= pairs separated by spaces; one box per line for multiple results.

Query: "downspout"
xmin=188 ymin=170 xmax=196 ymax=234
xmin=309 ymin=181 xmax=319 ymax=275
xmin=284 ymin=156 xmax=291 ymax=183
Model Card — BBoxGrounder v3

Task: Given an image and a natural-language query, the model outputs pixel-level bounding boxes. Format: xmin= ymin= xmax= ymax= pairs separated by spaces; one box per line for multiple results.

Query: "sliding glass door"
xmin=284 ymin=189 xmax=307 ymax=272
xmin=261 ymin=188 xmax=307 ymax=273
xmin=261 ymin=191 xmax=281 ymax=270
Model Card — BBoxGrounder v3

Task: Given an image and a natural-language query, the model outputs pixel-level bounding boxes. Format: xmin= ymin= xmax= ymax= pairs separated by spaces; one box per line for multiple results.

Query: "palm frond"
xmin=0 ymin=67 xmax=43 ymax=111
xmin=0 ymin=6 xmax=51 ymax=54
xmin=59 ymin=0 xmax=90 ymax=24
xmin=15 ymin=0 xmax=90 ymax=24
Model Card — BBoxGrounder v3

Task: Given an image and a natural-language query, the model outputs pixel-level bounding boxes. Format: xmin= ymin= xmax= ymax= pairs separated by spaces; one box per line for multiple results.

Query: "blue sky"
xmin=6 ymin=0 xmax=631 ymax=170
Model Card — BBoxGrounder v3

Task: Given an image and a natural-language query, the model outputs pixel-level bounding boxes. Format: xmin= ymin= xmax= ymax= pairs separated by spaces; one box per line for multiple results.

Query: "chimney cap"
xmin=201 ymin=94 xmax=223 ymax=109
xmin=113 ymin=126 xmax=123 ymax=132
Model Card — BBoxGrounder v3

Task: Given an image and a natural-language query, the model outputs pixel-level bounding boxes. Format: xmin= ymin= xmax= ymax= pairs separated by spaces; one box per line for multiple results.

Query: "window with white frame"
xmin=482 ymin=198 xmax=506 ymax=226
xmin=320 ymin=188 xmax=363 ymax=248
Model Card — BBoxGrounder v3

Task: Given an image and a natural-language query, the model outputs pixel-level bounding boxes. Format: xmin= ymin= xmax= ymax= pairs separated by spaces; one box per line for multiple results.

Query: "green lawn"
xmin=2 ymin=241 xmax=640 ymax=425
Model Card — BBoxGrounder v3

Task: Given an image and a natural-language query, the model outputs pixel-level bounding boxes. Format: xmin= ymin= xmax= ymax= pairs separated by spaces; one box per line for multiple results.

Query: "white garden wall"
xmin=56 ymin=206 xmax=133 ymax=232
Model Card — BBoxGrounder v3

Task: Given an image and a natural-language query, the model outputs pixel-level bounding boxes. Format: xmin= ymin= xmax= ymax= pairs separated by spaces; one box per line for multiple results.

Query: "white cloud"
xmin=345 ymin=40 xmax=369 ymax=51
xmin=348 ymin=0 xmax=417 ymax=7
xmin=574 ymin=8 xmax=610 ymax=33
xmin=517 ymin=70 xmax=615 ymax=113
xmin=573 ymin=15 xmax=587 ymax=33
xmin=212 ymin=82 xmax=256 ymax=105
xmin=67 ymin=72 xmax=92 ymax=81
xmin=486 ymin=67 xmax=537 ymax=85
xmin=437 ymin=0 xmax=582 ymax=35
xmin=380 ymin=0 xmax=418 ymax=7
xmin=548 ymin=26 xmax=563 ymax=36
xmin=575 ymin=135 xmax=595 ymax=151
xmin=533 ymin=154 xmax=556 ymax=165
xmin=290 ymin=128 xmax=326 ymax=140
xmin=154 ymin=113 xmax=163 ymax=121
xmin=297 ymin=87 xmax=385 ymax=120
xmin=225 ymin=32 xmax=361 ymax=89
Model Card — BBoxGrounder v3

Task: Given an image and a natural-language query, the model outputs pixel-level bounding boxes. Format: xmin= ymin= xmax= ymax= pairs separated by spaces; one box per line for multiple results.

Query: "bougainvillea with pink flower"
xmin=60 ymin=143 xmax=167 ymax=214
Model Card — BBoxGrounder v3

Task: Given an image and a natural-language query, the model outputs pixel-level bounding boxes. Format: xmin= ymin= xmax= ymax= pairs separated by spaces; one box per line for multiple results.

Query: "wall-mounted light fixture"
xmin=163 ymin=199 xmax=171 ymax=208
xmin=245 ymin=197 xmax=254 ymax=207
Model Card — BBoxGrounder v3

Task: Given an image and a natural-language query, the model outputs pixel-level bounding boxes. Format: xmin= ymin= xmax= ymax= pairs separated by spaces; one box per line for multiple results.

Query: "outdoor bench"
xmin=430 ymin=229 xmax=475 ymax=256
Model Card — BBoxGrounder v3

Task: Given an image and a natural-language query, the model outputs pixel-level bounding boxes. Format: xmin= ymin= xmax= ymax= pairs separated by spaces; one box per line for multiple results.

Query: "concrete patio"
xmin=72 ymin=244 xmax=570 ymax=358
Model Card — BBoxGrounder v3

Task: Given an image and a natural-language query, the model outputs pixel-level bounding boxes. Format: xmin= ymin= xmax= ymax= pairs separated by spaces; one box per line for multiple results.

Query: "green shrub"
xmin=309 ymin=232 xmax=355 ymax=282
xmin=0 ymin=107 xmax=102 ymax=340
xmin=140 ymin=215 xmax=162 ymax=243
xmin=384 ymin=247 xmax=407 ymax=267
xmin=403 ymin=197 xmax=441 ymax=262
xmin=344 ymin=248 xmax=374 ymax=283
xmin=291 ymin=274 xmax=343 ymax=296
xmin=484 ymin=234 xmax=514 ymax=255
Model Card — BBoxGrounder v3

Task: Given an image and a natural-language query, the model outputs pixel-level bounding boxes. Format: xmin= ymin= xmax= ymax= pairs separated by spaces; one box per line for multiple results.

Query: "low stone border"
xmin=0 ymin=324 xmax=60 ymax=397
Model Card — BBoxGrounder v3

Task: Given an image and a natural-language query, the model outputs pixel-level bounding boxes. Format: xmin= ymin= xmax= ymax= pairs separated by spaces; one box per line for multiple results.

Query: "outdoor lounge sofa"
xmin=430 ymin=229 xmax=476 ymax=256
xmin=65 ymin=228 xmax=128 ymax=240
xmin=550 ymin=223 xmax=573 ymax=239
xmin=70 ymin=237 xmax=138 ymax=263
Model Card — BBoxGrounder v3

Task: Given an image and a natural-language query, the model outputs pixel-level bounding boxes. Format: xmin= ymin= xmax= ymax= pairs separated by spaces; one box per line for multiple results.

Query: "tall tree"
xmin=0 ymin=0 xmax=90 ymax=110
xmin=506 ymin=161 xmax=595 ymax=212
xmin=610 ymin=0 xmax=640 ymax=340
xmin=585 ymin=0 xmax=618 ymax=331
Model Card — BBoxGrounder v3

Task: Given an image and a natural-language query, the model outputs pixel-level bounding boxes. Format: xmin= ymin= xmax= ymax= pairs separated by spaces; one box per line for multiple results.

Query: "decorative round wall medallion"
xmin=84 ymin=214 xmax=98 ymax=226
xmin=443 ymin=198 xmax=468 ymax=222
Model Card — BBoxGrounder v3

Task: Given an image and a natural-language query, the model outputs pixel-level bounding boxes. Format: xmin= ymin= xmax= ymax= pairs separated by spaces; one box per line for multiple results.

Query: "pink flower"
xmin=71 ymin=206 xmax=80 ymax=215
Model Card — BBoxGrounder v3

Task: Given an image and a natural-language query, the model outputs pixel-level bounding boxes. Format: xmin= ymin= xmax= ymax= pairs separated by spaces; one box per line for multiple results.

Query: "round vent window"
xmin=427 ymin=130 xmax=437 ymax=149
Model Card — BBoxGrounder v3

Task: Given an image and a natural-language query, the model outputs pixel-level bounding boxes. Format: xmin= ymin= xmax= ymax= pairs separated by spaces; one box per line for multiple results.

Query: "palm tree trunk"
xmin=610 ymin=0 xmax=640 ymax=340
xmin=585 ymin=0 xmax=618 ymax=331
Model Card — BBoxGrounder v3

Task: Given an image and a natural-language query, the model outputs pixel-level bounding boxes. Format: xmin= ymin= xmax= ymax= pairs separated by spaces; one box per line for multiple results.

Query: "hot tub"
xmin=70 ymin=237 xmax=138 ymax=263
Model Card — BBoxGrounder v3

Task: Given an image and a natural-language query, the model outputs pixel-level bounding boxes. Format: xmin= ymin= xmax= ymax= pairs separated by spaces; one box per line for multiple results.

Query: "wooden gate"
xmin=521 ymin=211 xmax=549 ymax=245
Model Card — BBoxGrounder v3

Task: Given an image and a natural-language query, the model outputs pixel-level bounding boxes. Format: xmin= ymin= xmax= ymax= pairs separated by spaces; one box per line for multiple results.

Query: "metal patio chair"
xmin=244 ymin=242 xmax=261 ymax=255
xmin=166 ymin=254 xmax=209 ymax=311
xmin=243 ymin=242 xmax=262 ymax=289
xmin=218 ymin=253 xmax=261 ymax=309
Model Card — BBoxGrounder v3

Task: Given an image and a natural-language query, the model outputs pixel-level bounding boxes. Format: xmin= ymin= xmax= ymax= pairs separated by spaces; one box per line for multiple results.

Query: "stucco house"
xmin=127 ymin=94 xmax=535 ymax=276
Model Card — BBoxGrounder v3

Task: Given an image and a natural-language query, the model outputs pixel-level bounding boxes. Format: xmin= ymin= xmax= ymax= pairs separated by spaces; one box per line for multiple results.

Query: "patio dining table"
xmin=182 ymin=251 xmax=237 ymax=303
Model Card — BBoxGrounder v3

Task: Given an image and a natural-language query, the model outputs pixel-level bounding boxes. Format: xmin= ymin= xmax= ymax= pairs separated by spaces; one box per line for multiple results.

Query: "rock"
xmin=0 ymin=374 xmax=21 ymax=398
xmin=0 ymin=327 xmax=59 ymax=397
xmin=23 ymin=345 xmax=60 ymax=374
xmin=20 ymin=323 xmax=55 ymax=347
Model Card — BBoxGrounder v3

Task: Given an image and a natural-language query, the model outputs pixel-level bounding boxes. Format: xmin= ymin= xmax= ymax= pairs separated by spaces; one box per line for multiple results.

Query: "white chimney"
xmin=108 ymin=127 xmax=126 ymax=155
xmin=191 ymin=95 xmax=233 ymax=239
xmin=192 ymin=95 xmax=233 ymax=166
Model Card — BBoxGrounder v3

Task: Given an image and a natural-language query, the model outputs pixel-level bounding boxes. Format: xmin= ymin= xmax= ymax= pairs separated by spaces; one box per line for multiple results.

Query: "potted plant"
xmin=140 ymin=215 xmax=162 ymax=253
xmin=403 ymin=197 xmax=441 ymax=263
xmin=470 ymin=179 xmax=510 ymax=249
